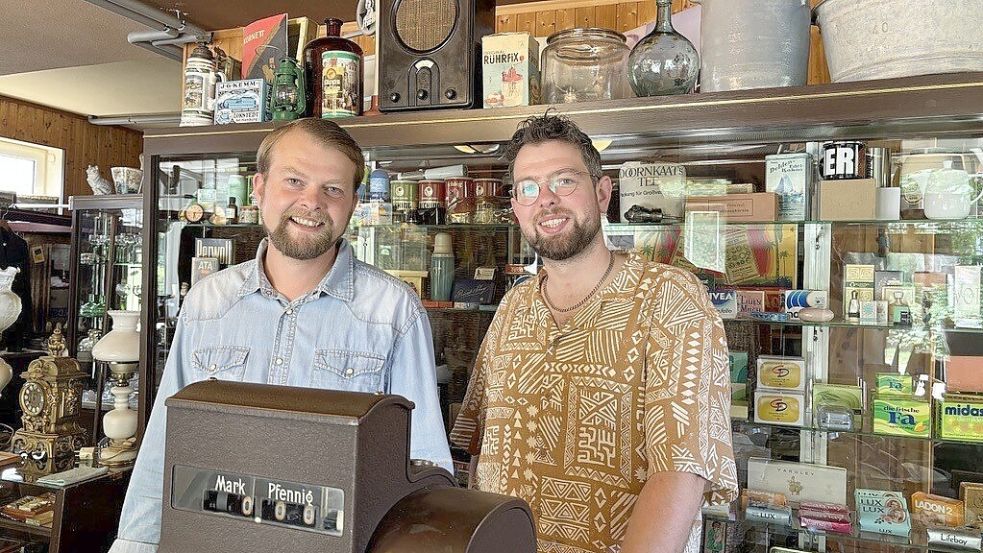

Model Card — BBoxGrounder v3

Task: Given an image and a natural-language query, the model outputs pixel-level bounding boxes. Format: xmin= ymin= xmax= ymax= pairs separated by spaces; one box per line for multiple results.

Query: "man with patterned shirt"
xmin=450 ymin=114 xmax=738 ymax=553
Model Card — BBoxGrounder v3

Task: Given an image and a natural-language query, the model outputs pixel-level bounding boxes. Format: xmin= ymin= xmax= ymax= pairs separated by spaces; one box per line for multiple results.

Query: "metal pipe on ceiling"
xmin=128 ymin=40 xmax=183 ymax=61
xmin=88 ymin=114 xmax=181 ymax=126
xmin=83 ymin=0 xmax=212 ymax=60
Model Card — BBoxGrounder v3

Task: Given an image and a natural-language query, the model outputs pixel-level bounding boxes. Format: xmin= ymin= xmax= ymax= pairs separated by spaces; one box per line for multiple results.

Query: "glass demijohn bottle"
xmin=304 ymin=18 xmax=364 ymax=118
xmin=627 ymin=0 xmax=700 ymax=96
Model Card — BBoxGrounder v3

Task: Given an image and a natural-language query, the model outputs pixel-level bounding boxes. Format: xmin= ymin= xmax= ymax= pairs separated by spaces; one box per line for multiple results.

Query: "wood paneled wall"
xmin=0 ymin=96 xmax=143 ymax=200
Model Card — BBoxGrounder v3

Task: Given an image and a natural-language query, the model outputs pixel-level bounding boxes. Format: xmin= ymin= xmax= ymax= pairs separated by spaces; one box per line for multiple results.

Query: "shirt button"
xmin=208 ymin=364 xmax=217 ymax=372
xmin=345 ymin=368 xmax=354 ymax=376
xmin=285 ymin=308 xmax=293 ymax=315
xmin=275 ymin=358 xmax=284 ymax=366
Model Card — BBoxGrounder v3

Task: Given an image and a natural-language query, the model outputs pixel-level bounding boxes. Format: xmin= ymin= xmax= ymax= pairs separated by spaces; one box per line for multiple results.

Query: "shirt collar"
xmin=238 ymin=238 xmax=356 ymax=302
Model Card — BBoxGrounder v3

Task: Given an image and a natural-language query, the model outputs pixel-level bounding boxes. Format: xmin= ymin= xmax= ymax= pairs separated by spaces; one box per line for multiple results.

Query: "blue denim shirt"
xmin=110 ymin=238 xmax=452 ymax=553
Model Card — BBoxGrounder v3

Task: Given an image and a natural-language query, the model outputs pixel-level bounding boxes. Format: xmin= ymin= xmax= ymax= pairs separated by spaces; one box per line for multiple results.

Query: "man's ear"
xmin=252 ymin=172 xmax=266 ymax=206
xmin=596 ymin=175 xmax=613 ymax=215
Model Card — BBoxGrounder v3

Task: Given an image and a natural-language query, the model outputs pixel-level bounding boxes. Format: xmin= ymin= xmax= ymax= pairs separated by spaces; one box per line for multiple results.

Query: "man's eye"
xmin=557 ymin=178 xmax=577 ymax=186
xmin=326 ymin=187 xmax=344 ymax=197
xmin=286 ymin=178 xmax=302 ymax=186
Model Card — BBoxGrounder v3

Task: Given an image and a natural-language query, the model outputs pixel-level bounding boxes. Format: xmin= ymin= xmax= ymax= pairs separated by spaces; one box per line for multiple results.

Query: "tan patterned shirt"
xmin=450 ymin=252 xmax=739 ymax=553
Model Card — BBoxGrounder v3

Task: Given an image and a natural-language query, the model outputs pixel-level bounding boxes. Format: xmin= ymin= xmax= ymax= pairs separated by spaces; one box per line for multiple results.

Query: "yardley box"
xmin=481 ymin=32 xmax=540 ymax=108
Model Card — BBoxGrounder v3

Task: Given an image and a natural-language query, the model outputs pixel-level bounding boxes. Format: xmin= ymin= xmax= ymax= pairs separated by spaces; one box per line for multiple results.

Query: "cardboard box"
xmin=945 ymin=331 xmax=983 ymax=393
xmin=766 ymin=153 xmax=813 ymax=221
xmin=818 ymin=178 xmax=877 ymax=221
xmin=747 ymin=458 xmax=848 ymax=506
xmin=939 ymin=396 xmax=983 ymax=443
xmin=684 ymin=193 xmax=778 ymax=223
xmin=754 ymin=390 xmax=805 ymax=427
xmin=482 ymin=32 xmax=540 ymax=108
xmin=756 ymin=356 xmax=807 ymax=391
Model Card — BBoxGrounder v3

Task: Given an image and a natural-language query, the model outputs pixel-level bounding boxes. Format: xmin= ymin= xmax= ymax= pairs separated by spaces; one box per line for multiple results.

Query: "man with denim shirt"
xmin=110 ymin=118 xmax=452 ymax=553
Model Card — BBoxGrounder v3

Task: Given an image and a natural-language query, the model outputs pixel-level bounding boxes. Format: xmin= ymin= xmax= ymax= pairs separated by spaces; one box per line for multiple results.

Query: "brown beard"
xmin=525 ymin=208 xmax=601 ymax=262
xmin=267 ymin=209 xmax=338 ymax=260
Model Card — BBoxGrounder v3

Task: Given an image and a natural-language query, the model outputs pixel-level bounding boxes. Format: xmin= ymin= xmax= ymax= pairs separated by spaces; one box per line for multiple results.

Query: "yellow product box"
xmin=938 ymin=396 xmax=983 ymax=444
xmin=754 ymin=390 xmax=805 ymax=427
xmin=756 ymin=356 xmax=806 ymax=392
xmin=873 ymin=398 xmax=931 ymax=437
xmin=911 ymin=491 xmax=965 ymax=528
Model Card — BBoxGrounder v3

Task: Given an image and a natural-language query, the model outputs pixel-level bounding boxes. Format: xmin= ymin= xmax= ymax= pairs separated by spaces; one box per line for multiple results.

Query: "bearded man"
xmin=111 ymin=118 xmax=451 ymax=553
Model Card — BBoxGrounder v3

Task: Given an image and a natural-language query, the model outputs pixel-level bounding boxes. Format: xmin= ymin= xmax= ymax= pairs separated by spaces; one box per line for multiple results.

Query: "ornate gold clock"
xmin=11 ymin=337 xmax=88 ymax=479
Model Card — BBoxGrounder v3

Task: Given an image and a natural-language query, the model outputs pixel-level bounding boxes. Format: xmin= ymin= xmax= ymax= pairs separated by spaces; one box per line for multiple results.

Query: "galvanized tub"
xmin=814 ymin=0 xmax=983 ymax=83
xmin=698 ymin=0 xmax=811 ymax=92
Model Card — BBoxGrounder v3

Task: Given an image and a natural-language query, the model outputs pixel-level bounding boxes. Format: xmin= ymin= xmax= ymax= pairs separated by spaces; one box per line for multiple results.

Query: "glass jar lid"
xmin=546 ymin=27 xmax=627 ymax=45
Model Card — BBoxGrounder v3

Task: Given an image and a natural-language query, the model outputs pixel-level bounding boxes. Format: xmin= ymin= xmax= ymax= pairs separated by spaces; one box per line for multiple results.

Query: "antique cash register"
xmin=158 ymin=381 xmax=536 ymax=552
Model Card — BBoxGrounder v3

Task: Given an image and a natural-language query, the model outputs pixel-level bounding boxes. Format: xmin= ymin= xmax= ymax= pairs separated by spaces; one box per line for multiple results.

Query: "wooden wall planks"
xmin=0 ymin=96 xmax=142 ymax=200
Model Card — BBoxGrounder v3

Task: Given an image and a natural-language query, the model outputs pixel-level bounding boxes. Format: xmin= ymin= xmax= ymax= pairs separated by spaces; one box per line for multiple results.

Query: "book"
xmin=243 ymin=14 xmax=289 ymax=88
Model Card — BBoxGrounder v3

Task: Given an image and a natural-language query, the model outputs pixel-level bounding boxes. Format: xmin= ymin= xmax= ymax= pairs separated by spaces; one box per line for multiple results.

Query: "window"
xmin=0 ymin=137 xmax=64 ymax=201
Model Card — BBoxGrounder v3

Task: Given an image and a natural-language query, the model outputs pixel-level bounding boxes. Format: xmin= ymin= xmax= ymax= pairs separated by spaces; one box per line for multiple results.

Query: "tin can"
xmin=391 ymin=180 xmax=418 ymax=212
xmin=418 ymin=180 xmax=446 ymax=209
xmin=821 ymin=141 xmax=866 ymax=180
xmin=239 ymin=205 xmax=260 ymax=225
xmin=474 ymin=178 xmax=504 ymax=199
xmin=446 ymin=177 xmax=476 ymax=224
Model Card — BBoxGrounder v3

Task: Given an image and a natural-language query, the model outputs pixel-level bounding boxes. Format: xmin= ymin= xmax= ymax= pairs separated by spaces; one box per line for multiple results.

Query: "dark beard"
xmin=267 ymin=211 xmax=337 ymax=260
xmin=526 ymin=213 xmax=601 ymax=262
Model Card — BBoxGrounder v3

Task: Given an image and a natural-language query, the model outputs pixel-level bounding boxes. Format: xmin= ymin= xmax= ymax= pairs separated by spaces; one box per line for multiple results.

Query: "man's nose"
xmin=536 ymin=183 xmax=559 ymax=209
xmin=297 ymin=185 xmax=324 ymax=211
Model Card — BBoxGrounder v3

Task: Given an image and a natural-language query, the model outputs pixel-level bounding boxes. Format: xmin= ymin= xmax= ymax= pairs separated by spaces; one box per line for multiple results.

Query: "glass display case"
xmin=66 ymin=195 xmax=143 ymax=415
xmin=141 ymin=73 xmax=983 ymax=552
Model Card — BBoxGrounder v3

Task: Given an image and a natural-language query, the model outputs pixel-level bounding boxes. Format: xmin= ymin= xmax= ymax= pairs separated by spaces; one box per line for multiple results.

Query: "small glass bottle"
xmin=847 ymin=290 xmax=861 ymax=322
xmin=304 ymin=18 xmax=364 ymax=118
xmin=226 ymin=197 xmax=238 ymax=224
xmin=627 ymin=0 xmax=700 ymax=96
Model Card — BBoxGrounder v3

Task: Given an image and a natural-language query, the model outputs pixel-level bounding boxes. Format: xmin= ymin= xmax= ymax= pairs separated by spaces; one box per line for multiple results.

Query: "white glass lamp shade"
xmin=91 ymin=310 xmax=140 ymax=363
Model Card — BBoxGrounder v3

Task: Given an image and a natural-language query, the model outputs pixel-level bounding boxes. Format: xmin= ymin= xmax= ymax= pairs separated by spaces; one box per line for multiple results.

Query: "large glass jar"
xmin=542 ymin=28 xmax=631 ymax=104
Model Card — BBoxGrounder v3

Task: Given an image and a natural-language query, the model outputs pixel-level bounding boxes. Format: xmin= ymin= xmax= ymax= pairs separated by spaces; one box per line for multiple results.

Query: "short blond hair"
xmin=256 ymin=118 xmax=365 ymax=188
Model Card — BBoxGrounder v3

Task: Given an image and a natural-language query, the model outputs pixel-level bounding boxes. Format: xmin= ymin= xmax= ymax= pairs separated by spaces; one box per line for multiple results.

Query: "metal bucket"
xmin=814 ymin=0 xmax=983 ymax=83
xmin=697 ymin=0 xmax=811 ymax=92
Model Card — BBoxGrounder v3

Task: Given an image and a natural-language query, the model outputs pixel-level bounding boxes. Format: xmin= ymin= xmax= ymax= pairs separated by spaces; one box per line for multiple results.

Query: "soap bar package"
xmin=746 ymin=458 xmax=847 ymax=506
xmin=873 ymin=398 xmax=931 ymax=437
xmin=818 ymin=178 xmax=877 ymax=221
xmin=710 ymin=290 xmax=737 ymax=319
xmin=765 ymin=153 xmax=812 ymax=221
xmin=939 ymin=397 xmax=983 ymax=443
xmin=856 ymin=489 xmax=912 ymax=537
xmin=876 ymin=373 xmax=913 ymax=397
xmin=684 ymin=192 xmax=778 ymax=223
xmin=754 ymin=390 xmax=805 ymax=427
xmin=912 ymin=491 xmax=965 ymax=528
xmin=926 ymin=526 xmax=983 ymax=551
xmin=482 ymin=32 xmax=540 ymax=108
xmin=812 ymin=383 xmax=863 ymax=430
xmin=961 ymin=482 xmax=983 ymax=527
xmin=756 ymin=356 xmax=806 ymax=392
xmin=844 ymin=264 xmax=876 ymax=305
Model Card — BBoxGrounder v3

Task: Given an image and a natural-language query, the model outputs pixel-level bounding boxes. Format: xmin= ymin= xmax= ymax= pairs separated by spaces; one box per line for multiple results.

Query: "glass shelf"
xmin=723 ymin=317 xmax=983 ymax=334
xmin=180 ymin=223 xmax=265 ymax=229
xmin=704 ymin=512 xmax=961 ymax=553
xmin=354 ymin=223 xmax=515 ymax=231
xmin=733 ymin=419 xmax=983 ymax=447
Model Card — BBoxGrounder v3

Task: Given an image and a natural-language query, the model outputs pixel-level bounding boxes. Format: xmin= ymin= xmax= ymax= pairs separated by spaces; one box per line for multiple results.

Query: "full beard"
xmin=525 ymin=209 xmax=602 ymax=262
xmin=267 ymin=209 xmax=338 ymax=261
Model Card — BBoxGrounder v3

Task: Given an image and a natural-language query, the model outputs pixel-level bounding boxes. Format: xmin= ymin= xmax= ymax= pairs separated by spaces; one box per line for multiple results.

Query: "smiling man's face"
xmin=252 ymin=128 xmax=358 ymax=260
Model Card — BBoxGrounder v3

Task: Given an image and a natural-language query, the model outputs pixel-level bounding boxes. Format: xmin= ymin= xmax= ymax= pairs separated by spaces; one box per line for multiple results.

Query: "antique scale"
xmin=11 ymin=327 xmax=88 ymax=479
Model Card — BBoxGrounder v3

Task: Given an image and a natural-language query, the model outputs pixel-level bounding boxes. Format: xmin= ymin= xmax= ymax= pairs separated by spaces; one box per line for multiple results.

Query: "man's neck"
xmin=542 ymin=237 xmax=612 ymax=292
xmin=263 ymin=241 xmax=339 ymax=302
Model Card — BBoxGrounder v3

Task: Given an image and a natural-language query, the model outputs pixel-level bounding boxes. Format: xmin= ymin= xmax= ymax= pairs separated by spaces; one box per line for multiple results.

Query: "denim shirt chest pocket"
xmin=311 ymin=350 xmax=386 ymax=393
xmin=192 ymin=346 xmax=249 ymax=382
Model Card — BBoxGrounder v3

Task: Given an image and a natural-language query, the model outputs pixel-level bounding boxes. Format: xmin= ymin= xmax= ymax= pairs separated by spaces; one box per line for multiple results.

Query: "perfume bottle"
xmin=847 ymin=290 xmax=861 ymax=321
xmin=889 ymin=291 xmax=911 ymax=326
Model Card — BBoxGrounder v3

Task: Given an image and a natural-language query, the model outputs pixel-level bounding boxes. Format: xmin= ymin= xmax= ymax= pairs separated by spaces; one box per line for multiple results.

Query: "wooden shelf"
xmin=0 ymin=516 xmax=51 ymax=539
xmin=144 ymin=72 xmax=983 ymax=157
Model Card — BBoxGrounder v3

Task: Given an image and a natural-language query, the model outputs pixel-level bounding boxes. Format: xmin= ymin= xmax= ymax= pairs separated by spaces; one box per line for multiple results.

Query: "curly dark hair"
xmin=502 ymin=112 xmax=602 ymax=182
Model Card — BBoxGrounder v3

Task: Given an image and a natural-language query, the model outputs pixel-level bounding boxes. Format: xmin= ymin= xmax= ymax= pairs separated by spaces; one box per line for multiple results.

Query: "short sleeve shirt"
xmin=450 ymin=252 xmax=739 ymax=553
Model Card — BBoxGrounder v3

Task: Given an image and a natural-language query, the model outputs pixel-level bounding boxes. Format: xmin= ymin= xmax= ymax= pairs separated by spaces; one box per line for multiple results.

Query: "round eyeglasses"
xmin=510 ymin=169 xmax=592 ymax=206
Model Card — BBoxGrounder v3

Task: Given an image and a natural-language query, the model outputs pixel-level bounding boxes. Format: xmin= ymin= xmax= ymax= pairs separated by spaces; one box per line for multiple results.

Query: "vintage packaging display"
xmin=737 ymin=290 xmax=766 ymax=317
xmin=800 ymin=515 xmax=853 ymax=534
xmin=190 ymin=257 xmax=220 ymax=286
xmin=710 ymin=290 xmax=737 ymax=319
xmin=876 ymin=373 xmax=913 ymax=396
xmin=194 ymin=238 xmax=235 ymax=265
xmin=856 ymin=488 xmax=912 ymax=537
xmin=939 ymin=397 xmax=983 ymax=443
xmin=481 ymin=32 xmax=540 ymax=108
xmin=445 ymin=178 xmax=476 ymax=224
xmin=242 ymin=14 xmax=288 ymax=87
xmin=765 ymin=153 xmax=812 ymax=221
xmin=955 ymin=265 xmax=982 ymax=328
xmin=754 ymin=390 xmax=805 ymax=427
xmin=741 ymin=490 xmax=788 ymax=508
xmin=684 ymin=193 xmax=779 ymax=223
xmin=875 ymin=270 xmax=904 ymax=300
xmin=729 ymin=351 xmax=749 ymax=383
xmin=876 ymin=300 xmax=889 ymax=325
xmin=926 ymin=526 xmax=983 ymax=551
xmin=473 ymin=178 xmax=503 ymax=199
xmin=745 ymin=503 xmax=792 ymax=525
xmin=873 ymin=398 xmax=931 ymax=437
xmin=821 ymin=141 xmax=866 ymax=180
xmin=213 ymin=79 xmax=267 ymax=124
xmin=960 ymin=482 xmax=983 ymax=528
xmin=912 ymin=491 xmax=966 ymax=528
xmin=783 ymin=290 xmax=828 ymax=320
xmin=418 ymin=180 xmax=447 ymax=209
xmin=859 ymin=300 xmax=878 ymax=324
xmin=844 ymin=264 xmax=876 ymax=310
xmin=818 ymin=178 xmax=877 ymax=221
xmin=747 ymin=459 xmax=848 ymax=506
xmin=619 ymin=162 xmax=687 ymax=222
xmin=390 ymin=180 xmax=419 ymax=214
xmin=813 ymin=382 xmax=863 ymax=430
xmin=756 ymin=356 xmax=806 ymax=391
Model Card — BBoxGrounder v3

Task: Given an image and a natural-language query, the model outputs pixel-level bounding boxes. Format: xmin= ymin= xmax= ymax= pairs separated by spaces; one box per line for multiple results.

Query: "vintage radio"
xmin=159 ymin=381 xmax=536 ymax=552
xmin=378 ymin=0 xmax=496 ymax=111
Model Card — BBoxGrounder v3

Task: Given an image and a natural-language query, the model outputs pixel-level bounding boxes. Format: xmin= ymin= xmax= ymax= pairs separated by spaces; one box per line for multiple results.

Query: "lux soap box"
xmin=684 ymin=193 xmax=778 ymax=223
xmin=756 ymin=356 xmax=806 ymax=392
xmin=856 ymin=489 xmax=912 ymax=536
xmin=754 ymin=390 xmax=805 ymax=427
xmin=912 ymin=492 xmax=965 ymax=528
xmin=747 ymin=458 xmax=848 ymax=506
